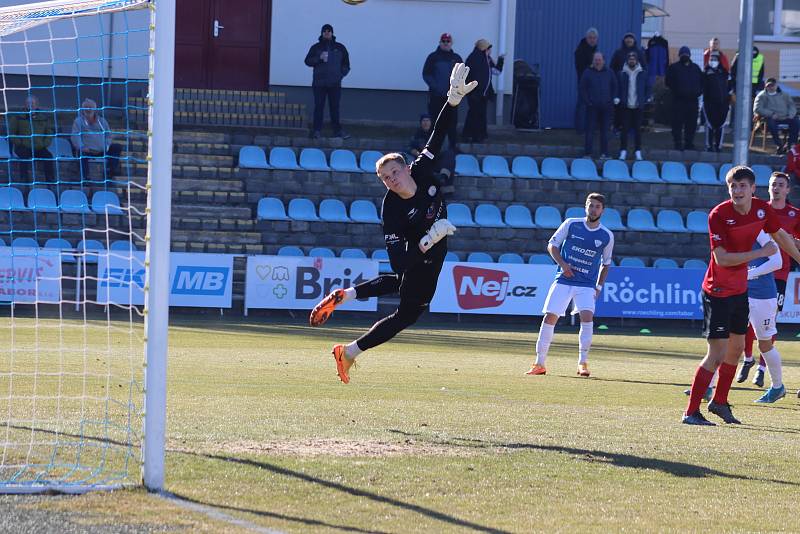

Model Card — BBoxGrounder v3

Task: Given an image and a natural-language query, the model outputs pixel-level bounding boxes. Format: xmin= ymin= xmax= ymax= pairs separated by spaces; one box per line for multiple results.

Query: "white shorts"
xmin=542 ymin=281 xmax=596 ymax=316
xmin=749 ymin=297 xmax=778 ymax=340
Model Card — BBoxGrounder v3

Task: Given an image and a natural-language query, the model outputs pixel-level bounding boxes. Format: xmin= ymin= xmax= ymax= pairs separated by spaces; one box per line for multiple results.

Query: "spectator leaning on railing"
xmin=70 ymin=98 xmax=123 ymax=179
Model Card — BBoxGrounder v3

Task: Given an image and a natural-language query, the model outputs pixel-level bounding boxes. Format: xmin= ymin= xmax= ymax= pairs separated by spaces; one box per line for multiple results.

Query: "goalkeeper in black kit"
xmin=309 ymin=63 xmax=478 ymax=383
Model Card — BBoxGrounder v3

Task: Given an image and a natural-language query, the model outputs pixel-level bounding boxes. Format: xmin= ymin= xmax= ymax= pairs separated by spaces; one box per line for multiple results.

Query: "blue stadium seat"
xmin=277 ymin=245 xmax=304 ymax=257
xmin=0 ymin=187 xmax=26 ymax=211
xmin=349 ymin=200 xmax=381 ymax=224
xmin=482 ymin=155 xmax=513 ymax=178
xmin=499 ymin=252 xmax=524 ymax=264
xmin=319 ymin=199 xmax=351 ymax=222
xmin=656 ymin=210 xmax=688 ymax=232
xmin=626 ymin=208 xmax=659 ymax=231
xmin=77 ymin=239 xmax=105 ymax=264
xmin=653 ymin=257 xmax=679 ymax=269
xmin=686 ymin=210 xmax=708 ymax=233
xmin=60 ymin=190 xmax=91 ymax=213
xmin=269 ymin=147 xmax=300 ymax=170
xmin=257 ymin=197 xmax=289 ymax=221
xmin=534 ymin=205 xmax=562 ymax=229
xmin=690 ymin=162 xmax=719 ymax=185
xmin=619 ymin=257 xmax=646 ymax=267
xmin=753 ymin=164 xmax=773 ymax=187
xmin=340 ymin=248 xmax=367 ymax=259
xmin=445 ymin=251 xmax=460 ymax=262
xmin=91 ymin=191 xmax=123 ymax=215
xmin=474 ymin=204 xmax=506 ymax=227
xmin=631 ymin=160 xmax=662 ymax=182
xmin=504 ymin=205 xmax=535 ymax=228
xmin=287 ymin=198 xmax=319 ymax=221
xmin=529 ymin=253 xmax=554 ymax=265
xmin=0 ymin=138 xmax=10 ymax=159
xmin=48 ymin=137 xmax=74 ymax=159
xmin=329 ymin=149 xmax=362 ymax=172
xmin=600 ymin=208 xmax=626 ymax=230
xmin=455 ymin=154 xmax=485 ymax=176
xmin=12 ymin=237 xmax=38 ymax=249
xmin=299 ymin=148 xmax=330 ymax=171
xmin=683 ymin=259 xmax=707 ymax=270
xmin=467 ymin=252 xmax=493 ymax=263
xmin=565 ymin=207 xmax=585 ymax=219
xmin=372 ymin=249 xmax=393 ymax=273
xmin=44 ymin=238 xmax=76 ymax=263
xmin=717 ymin=163 xmax=733 ymax=182
xmin=602 ymin=160 xmax=634 ymax=181
xmin=110 ymin=240 xmax=138 ymax=251
xmin=570 ymin=159 xmax=600 ymax=180
xmin=27 ymin=188 xmax=57 ymax=212
xmin=511 ymin=156 xmax=541 ymax=178
xmin=238 ymin=146 xmax=270 ymax=169
xmin=359 ymin=150 xmax=383 ymax=173
xmin=660 ymin=162 xmax=691 ymax=184
xmin=447 ymin=203 xmax=476 ymax=227
xmin=541 ymin=157 xmax=572 ymax=179
xmin=309 ymin=247 xmax=335 ymax=258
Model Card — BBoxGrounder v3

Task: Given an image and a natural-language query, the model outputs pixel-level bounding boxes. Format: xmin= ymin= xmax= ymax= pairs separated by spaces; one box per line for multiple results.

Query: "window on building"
xmin=755 ymin=0 xmax=800 ymax=39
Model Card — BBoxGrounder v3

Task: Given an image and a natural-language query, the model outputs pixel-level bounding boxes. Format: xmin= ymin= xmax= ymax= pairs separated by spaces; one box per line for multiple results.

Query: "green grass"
xmin=4 ymin=317 xmax=800 ymax=532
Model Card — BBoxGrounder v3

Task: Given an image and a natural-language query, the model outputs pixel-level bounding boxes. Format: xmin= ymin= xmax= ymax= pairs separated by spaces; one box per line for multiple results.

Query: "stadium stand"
xmin=309 ymin=247 xmax=335 ymax=257
xmin=683 ymin=259 xmax=707 ymax=269
xmin=511 ymin=156 xmax=541 ymax=178
xmin=627 ymin=208 xmax=659 ymax=231
xmin=299 ymin=148 xmax=330 ymax=171
xmin=0 ymin=187 xmax=26 ymax=210
xmin=238 ymin=146 xmax=270 ymax=169
xmin=660 ymin=162 xmax=691 ymax=184
xmin=620 ymin=257 xmax=646 ymax=267
xmin=455 ymin=154 xmax=484 ymax=177
xmin=474 ymin=204 xmax=506 ymax=227
xmin=541 ymin=157 xmax=572 ymax=179
xmin=330 ymin=149 xmax=362 ymax=173
xmin=534 ymin=205 xmax=562 ymax=228
xmin=631 ymin=160 xmax=661 ymax=182
xmin=287 ymin=198 xmax=319 ymax=221
xmin=44 ymin=238 xmax=76 ymax=263
xmin=359 ymin=150 xmax=383 ymax=173
xmin=319 ymin=199 xmax=351 ymax=222
xmin=28 ymin=188 xmax=58 ymax=212
xmin=529 ymin=254 xmax=554 ymax=265
xmin=653 ymin=257 xmax=679 ymax=269
xmin=340 ymin=248 xmax=367 ymax=259
xmin=257 ymin=197 xmax=290 ymax=221
xmin=91 ymin=191 xmax=123 ymax=215
xmin=277 ymin=246 xmax=304 ymax=256
xmin=269 ymin=147 xmax=300 ymax=170
xmin=349 ymin=200 xmax=381 ymax=223
xmin=504 ymin=205 xmax=536 ymax=228
xmin=499 ymin=252 xmax=524 ymax=264
xmin=689 ymin=162 xmax=719 ymax=185
xmin=482 ymin=155 xmax=514 ymax=178
xmin=656 ymin=210 xmax=688 ymax=232
xmin=602 ymin=160 xmax=634 ymax=181
xmin=447 ymin=203 xmax=477 ymax=227
xmin=468 ymin=252 xmax=494 ymax=263
xmin=686 ymin=211 xmax=709 ymax=233
xmin=60 ymin=190 xmax=91 ymax=214
xmin=570 ymin=159 xmax=600 ymax=181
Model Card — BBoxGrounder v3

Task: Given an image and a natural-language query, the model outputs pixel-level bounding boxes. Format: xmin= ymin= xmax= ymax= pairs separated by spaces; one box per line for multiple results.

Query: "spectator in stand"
xmin=645 ymin=33 xmax=669 ymax=86
xmin=580 ymin=52 xmax=618 ymax=159
xmin=422 ymin=33 xmax=463 ymax=151
xmin=574 ymin=27 xmax=599 ymax=134
xmin=617 ymin=51 xmax=650 ymax=161
xmin=666 ymin=46 xmax=703 ymax=151
xmin=730 ymin=46 xmax=765 ymax=98
xmin=8 ymin=94 xmax=54 ymax=183
xmin=754 ymin=78 xmax=799 ymax=154
xmin=70 ymin=98 xmax=123 ymax=180
xmin=610 ymin=33 xmax=647 ymax=73
xmin=304 ymin=23 xmax=350 ymax=140
xmin=703 ymin=37 xmax=730 ymax=71
xmin=406 ymin=113 xmax=456 ymax=198
xmin=702 ymin=52 xmax=730 ymax=152
xmin=407 ymin=113 xmax=432 ymax=159
xmin=463 ymin=39 xmax=504 ymax=144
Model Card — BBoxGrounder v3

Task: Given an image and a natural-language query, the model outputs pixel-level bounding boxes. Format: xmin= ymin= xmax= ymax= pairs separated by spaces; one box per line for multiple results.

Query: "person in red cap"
xmin=422 ymin=33 xmax=463 ymax=151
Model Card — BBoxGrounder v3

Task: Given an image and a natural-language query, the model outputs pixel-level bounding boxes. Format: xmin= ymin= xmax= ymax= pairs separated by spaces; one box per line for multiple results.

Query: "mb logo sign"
xmin=96 ymin=252 xmax=234 ymax=308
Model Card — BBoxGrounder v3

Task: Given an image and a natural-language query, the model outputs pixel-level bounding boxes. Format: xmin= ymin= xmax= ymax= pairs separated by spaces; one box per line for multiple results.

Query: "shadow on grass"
xmin=387 ymin=430 xmax=800 ymax=486
xmin=174 ymin=450 xmax=511 ymax=534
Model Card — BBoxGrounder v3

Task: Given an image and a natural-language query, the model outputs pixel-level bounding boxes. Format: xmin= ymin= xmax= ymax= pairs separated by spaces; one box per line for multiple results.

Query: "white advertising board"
xmin=0 ymin=247 xmax=61 ymax=303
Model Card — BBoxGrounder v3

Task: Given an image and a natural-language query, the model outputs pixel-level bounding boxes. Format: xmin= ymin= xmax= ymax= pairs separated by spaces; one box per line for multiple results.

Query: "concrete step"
xmin=173 ymin=88 xmax=289 ymax=104
xmin=129 ymin=109 xmax=305 ymax=129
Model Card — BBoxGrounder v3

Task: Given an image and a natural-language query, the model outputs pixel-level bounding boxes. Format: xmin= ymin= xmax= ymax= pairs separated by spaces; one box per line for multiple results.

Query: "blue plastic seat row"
xmin=240 ymin=146 xmax=385 ymax=173
xmin=0 ymin=187 xmax=123 ymax=214
xmin=0 ymin=238 xmax=138 ymax=264
xmin=258 ymin=197 xmax=381 ymax=223
xmin=620 ymin=257 xmax=707 ymax=269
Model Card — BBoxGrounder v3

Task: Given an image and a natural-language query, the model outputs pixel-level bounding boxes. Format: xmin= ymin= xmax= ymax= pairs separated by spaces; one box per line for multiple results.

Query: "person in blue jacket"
xmin=580 ymin=52 xmax=618 ymax=159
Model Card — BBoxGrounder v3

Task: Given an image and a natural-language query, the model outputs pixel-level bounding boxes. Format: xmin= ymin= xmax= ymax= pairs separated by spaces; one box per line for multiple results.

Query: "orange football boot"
xmin=525 ymin=364 xmax=547 ymax=376
xmin=309 ymin=288 xmax=346 ymax=327
xmin=332 ymin=344 xmax=355 ymax=384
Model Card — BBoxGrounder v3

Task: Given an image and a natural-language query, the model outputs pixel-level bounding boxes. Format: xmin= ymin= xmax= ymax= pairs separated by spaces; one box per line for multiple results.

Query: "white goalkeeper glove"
xmin=419 ymin=219 xmax=457 ymax=252
xmin=446 ymin=63 xmax=479 ymax=106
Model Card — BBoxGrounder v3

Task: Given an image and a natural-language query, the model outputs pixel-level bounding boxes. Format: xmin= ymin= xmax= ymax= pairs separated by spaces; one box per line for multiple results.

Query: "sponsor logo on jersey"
xmin=570 ymin=234 xmax=584 ymax=240
xmin=726 ymin=219 xmax=736 ymax=225
xmin=757 ymin=209 xmax=765 ymax=219
xmin=452 ymin=266 xmax=537 ymax=310
xmin=789 ymin=210 xmax=796 ymax=217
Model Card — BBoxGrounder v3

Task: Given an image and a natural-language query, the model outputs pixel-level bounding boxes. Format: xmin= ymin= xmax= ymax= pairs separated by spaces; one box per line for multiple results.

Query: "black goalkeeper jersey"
xmin=380 ymin=102 xmax=455 ymax=274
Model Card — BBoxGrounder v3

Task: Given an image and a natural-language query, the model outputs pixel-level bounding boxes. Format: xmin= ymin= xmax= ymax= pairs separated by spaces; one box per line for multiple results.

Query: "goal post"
xmin=0 ymin=0 xmax=173 ymax=493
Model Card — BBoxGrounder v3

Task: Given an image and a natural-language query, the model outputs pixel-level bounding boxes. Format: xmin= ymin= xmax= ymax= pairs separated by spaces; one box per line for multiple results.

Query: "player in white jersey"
xmin=526 ymin=193 xmax=614 ymax=377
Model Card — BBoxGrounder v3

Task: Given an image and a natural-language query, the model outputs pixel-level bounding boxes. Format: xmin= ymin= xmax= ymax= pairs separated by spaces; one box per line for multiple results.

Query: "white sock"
xmin=578 ymin=322 xmax=593 ymax=364
xmin=343 ymin=287 xmax=357 ymax=303
xmin=535 ymin=323 xmax=555 ymax=366
xmin=757 ymin=364 xmax=766 ymax=372
xmin=743 ymin=355 xmax=755 ymax=363
xmin=709 ymin=369 xmax=718 ymax=388
xmin=760 ymin=348 xmax=783 ymax=389
xmin=344 ymin=341 xmax=362 ymax=359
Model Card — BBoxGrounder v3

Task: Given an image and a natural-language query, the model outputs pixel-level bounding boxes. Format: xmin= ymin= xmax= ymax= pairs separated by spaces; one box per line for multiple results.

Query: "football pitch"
xmin=1 ymin=316 xmax=800 ymax=533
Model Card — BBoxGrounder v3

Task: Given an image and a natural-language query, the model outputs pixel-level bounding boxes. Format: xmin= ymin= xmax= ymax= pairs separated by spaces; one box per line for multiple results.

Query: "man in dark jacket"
xmin=8 ymin=95 xmax=54 ymax=183
xmin=574 ymin=27 xmax=599 ymax=133
xmin=702 ymin=52 xmax=730 ymax=152
xmin=617 ymin=51 xmax=651 ymax=160
xmin=610 ymin=33 xmax=647 ymax=73
xmin=666 ymin=46 xmax=703 ymax=150
xmin=423 ymin=33 xmax=462 ymax=150
xmin=580 ymin=52 xmax=618 ymax=158
xmin=304 ymin=23 xmax=350 ymax=139
xmin=646 ymin=33 xmax=669 ymax=86
xmin=463 ymin=39 xmax=504 ymax=143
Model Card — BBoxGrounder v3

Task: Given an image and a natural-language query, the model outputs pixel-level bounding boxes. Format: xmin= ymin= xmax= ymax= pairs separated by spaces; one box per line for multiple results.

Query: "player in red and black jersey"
xmin=683 ymin=166 xmax=800 ymax=425
xmin=737 ymin=171 xmax=800 ymax=386
xmin=308 ymin=64 xmax=477 ymax=384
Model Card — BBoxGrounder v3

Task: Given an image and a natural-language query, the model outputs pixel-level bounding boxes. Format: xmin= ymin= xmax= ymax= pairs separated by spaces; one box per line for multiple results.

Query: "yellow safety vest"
xmin=752 ymin=54 xmax=764 ymax=84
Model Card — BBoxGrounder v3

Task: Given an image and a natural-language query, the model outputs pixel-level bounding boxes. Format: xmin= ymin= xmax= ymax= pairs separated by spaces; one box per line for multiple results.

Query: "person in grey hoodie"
xmin=70 ymin=98 xmax=122 ymax=179
xmin=580 ymin=52 xmax=618 ymax=158
xmin=617 ymin=51 xmax=651 ymax=160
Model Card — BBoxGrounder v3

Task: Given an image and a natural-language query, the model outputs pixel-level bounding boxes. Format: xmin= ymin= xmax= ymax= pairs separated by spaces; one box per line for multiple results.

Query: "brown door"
xmin=174 ymin=0 xmax=271 ymax=90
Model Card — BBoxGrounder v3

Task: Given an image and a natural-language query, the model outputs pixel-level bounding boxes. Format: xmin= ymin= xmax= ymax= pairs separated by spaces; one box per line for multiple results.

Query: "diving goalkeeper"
xmin=308 ymin=63 xmax=477 ymax=383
